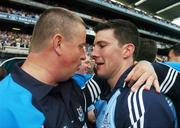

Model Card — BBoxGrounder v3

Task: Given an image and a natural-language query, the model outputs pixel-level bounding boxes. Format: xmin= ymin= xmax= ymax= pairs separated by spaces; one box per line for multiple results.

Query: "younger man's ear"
xmin=122 ymin=43 xmax=135 ymax=59
xmin=53 ymin=34 xmax=63 ymax=56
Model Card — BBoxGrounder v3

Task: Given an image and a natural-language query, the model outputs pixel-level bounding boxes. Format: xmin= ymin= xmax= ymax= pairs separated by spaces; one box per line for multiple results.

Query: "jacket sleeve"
xmin=152 ymin=62 xmax=180 ymax=99
xmin=82 ymin=75 xmax=110 ymax=107
xmin=152 ymin=62 xmax=180 ymax=126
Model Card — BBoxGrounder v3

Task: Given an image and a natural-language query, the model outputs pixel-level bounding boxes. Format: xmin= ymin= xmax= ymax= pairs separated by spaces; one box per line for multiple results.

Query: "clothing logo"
xmin=102 ymin=113 xmax=110 ymax=128
xmin=77 ymin=106 xmax=84 ymax=122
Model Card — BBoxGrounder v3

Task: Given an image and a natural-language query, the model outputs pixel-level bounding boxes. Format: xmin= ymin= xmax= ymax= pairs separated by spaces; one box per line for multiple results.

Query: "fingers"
xmin=125 ymin=67 xmax=135 ymax=83
xmin=153 ymin=79 xmax=160 ymax=93
xmin=130 ymin=73 xmax=160 ymax=93
xmin=144 ymin=74 xmax=160 ymax=93
xmin=125 ymin=61 xmax=147 ymax=84
xmin=130 ymin=72 xmax=149 ymax=92
xmin=125 ymin=67 xmax=144 ymax=87
xmin=125 ymin=61 xmax=161 ymax=94
xmin=144 ymin=75 xmax=155 ymax=90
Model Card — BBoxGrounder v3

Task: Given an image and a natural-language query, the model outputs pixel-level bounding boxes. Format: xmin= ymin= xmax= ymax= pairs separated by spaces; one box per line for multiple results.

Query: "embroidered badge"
xmin=102 ymin=113 xmax=110 ymax=128
xmin=77 ymin=106 xmax=84 ymax=122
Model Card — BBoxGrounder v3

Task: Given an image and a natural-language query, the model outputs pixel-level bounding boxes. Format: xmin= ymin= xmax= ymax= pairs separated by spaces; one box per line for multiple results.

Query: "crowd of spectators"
xmin=0 ymin=6 xmax=39 ymax=19
xmin=98 ymin=0 xmax=179 ymax=28
xmin=33 ymin=0 xmax=107 ymax=22
xmin=0 ymin=30 xmax=31 ymax=49
xmin=0 ymin=2 xmax=178 ymax=55
xmin=1 ymin=0 xmax=179 ymax=29
xmin=32 ymin=0 xmax=179 ymax=42
xmin=0 ymin=29 xmax=94 ymax=56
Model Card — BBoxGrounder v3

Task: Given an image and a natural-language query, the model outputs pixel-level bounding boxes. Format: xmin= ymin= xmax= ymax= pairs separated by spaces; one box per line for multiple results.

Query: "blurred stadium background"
xmin=0 ymin=0 xmax=180 ymax=62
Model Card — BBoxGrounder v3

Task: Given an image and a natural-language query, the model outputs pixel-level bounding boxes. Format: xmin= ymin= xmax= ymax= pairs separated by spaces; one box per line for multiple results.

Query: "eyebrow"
xmin=79 ymin=42 xmax=86 ymax=46
xmin=94 ymin=40 xmax=109 ymax=45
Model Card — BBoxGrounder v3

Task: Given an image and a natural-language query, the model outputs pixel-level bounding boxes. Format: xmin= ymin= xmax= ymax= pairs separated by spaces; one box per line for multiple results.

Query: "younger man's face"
xmin=92 ymin=29 xmax=124 ymax=79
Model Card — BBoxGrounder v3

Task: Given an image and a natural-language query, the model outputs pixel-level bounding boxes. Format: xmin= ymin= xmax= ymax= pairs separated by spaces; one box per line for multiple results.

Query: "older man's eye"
xmin=99 ymin=44 xmax=106 ymax=48
xmin=79 ymin=44 xmax=87 ymax=50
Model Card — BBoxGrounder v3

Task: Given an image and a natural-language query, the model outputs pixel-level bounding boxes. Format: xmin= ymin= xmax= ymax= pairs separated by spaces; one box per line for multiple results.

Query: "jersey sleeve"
xmin=152 ymin=62 xmax=180 ymax=99
xmin=163 ymin=62 xmax=180 ymax=71
xmin=152 ymin=62 xmax=180 ymax=127
xmin=72 ymin=73 xmax=93 ymax=88
xmin=82 ymin=75 xmax=110 ymax=107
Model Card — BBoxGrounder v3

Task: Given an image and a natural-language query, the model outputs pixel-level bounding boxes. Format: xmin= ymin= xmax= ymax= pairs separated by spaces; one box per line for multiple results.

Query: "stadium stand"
xmin=0 ymin=0 xmax=179 ymax=61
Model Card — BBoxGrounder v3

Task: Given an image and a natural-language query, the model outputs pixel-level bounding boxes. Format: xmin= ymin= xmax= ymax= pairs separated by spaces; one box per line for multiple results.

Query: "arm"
xmin=81 ymin=61 xmax=162 ymax=110
xmin=80 ymin=75 xmax=109 ymax=123
xmin=82 ymin=75 xmax=110 ymax=106
xmin=152 ymin=62 xmax=180 ymax=98
xmin=125 ymin=61 xmax=160 ymax=92
xmin=126 ymin=61 xmax=180 ymax=96
xmin=83 ymin=61 xmax=160 ymax=105
xmin=81 ymin=61 xmax=160 ymax=123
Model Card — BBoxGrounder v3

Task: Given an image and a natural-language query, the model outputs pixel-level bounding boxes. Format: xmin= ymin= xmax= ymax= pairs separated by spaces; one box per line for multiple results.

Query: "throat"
xmin=21 ymin=62 xmax=58 ymax=86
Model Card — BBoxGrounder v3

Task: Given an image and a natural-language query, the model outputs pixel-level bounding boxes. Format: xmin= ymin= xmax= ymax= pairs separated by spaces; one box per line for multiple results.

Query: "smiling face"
xmin=92 ymin=29 xmax=124 ymax=80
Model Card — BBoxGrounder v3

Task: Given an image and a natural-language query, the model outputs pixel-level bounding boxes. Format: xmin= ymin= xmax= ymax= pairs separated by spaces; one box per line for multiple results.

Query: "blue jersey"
xmin=162 ymin=62 xmax=180 ymax=71
xmin=84 ymin=64 xmax=179 ymax=128
xmin=0 ymin=75 xmax=44 ymax=128
xmin=0 ymin=65 xmax=89 ymax=128
xmin=72 ymin=73 xmax=93 ymax=88
xmin=153 ymin=63 xmax=180 ymax=127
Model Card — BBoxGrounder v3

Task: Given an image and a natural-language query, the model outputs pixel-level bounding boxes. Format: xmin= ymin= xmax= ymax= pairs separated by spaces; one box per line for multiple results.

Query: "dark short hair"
xmin=94 ymin=19 xmax=139 ymax=59
xmin=136 ymin=38 xmax=157 ymax=62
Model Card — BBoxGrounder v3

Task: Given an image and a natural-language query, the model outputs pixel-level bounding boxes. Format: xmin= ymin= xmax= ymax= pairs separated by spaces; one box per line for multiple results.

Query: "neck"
xmin=108 ymin=59 xmax=134 ymax=90
xmin=175 ymin=56 xmax=180 ymax=62
xmin=21 ymin=54 xmax=59 ymax=86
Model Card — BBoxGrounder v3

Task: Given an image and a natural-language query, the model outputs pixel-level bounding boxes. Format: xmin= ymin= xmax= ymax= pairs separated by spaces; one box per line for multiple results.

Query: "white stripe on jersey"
xmin=160 ymin=68 xmax=173 ymax=91
xmin=88 ymin=80 xmax=98 ymax=101
xmin=162 ymin=69 xmax=176 ymax=92
xmin=87 ymin=78 xmax=101 ymax=102
xmin=164 ymin=71 xmax=178 ymax=93
xmin=128 ymin=86 xmax=145 ymax=128
xmin=161 ymin=68 xmax=178 ymax=93
xmin=128 ymin=92 xmax=134 ymax=125
xmin=87 ymin=83 xmax=95 ymax=102
xmin=90 ymin=78 xmax=101 ymax=99
xmin=133 ymin=89 xmax=140 ymax=124
xmin=139 ymin=86 xmax=145 ymax=128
